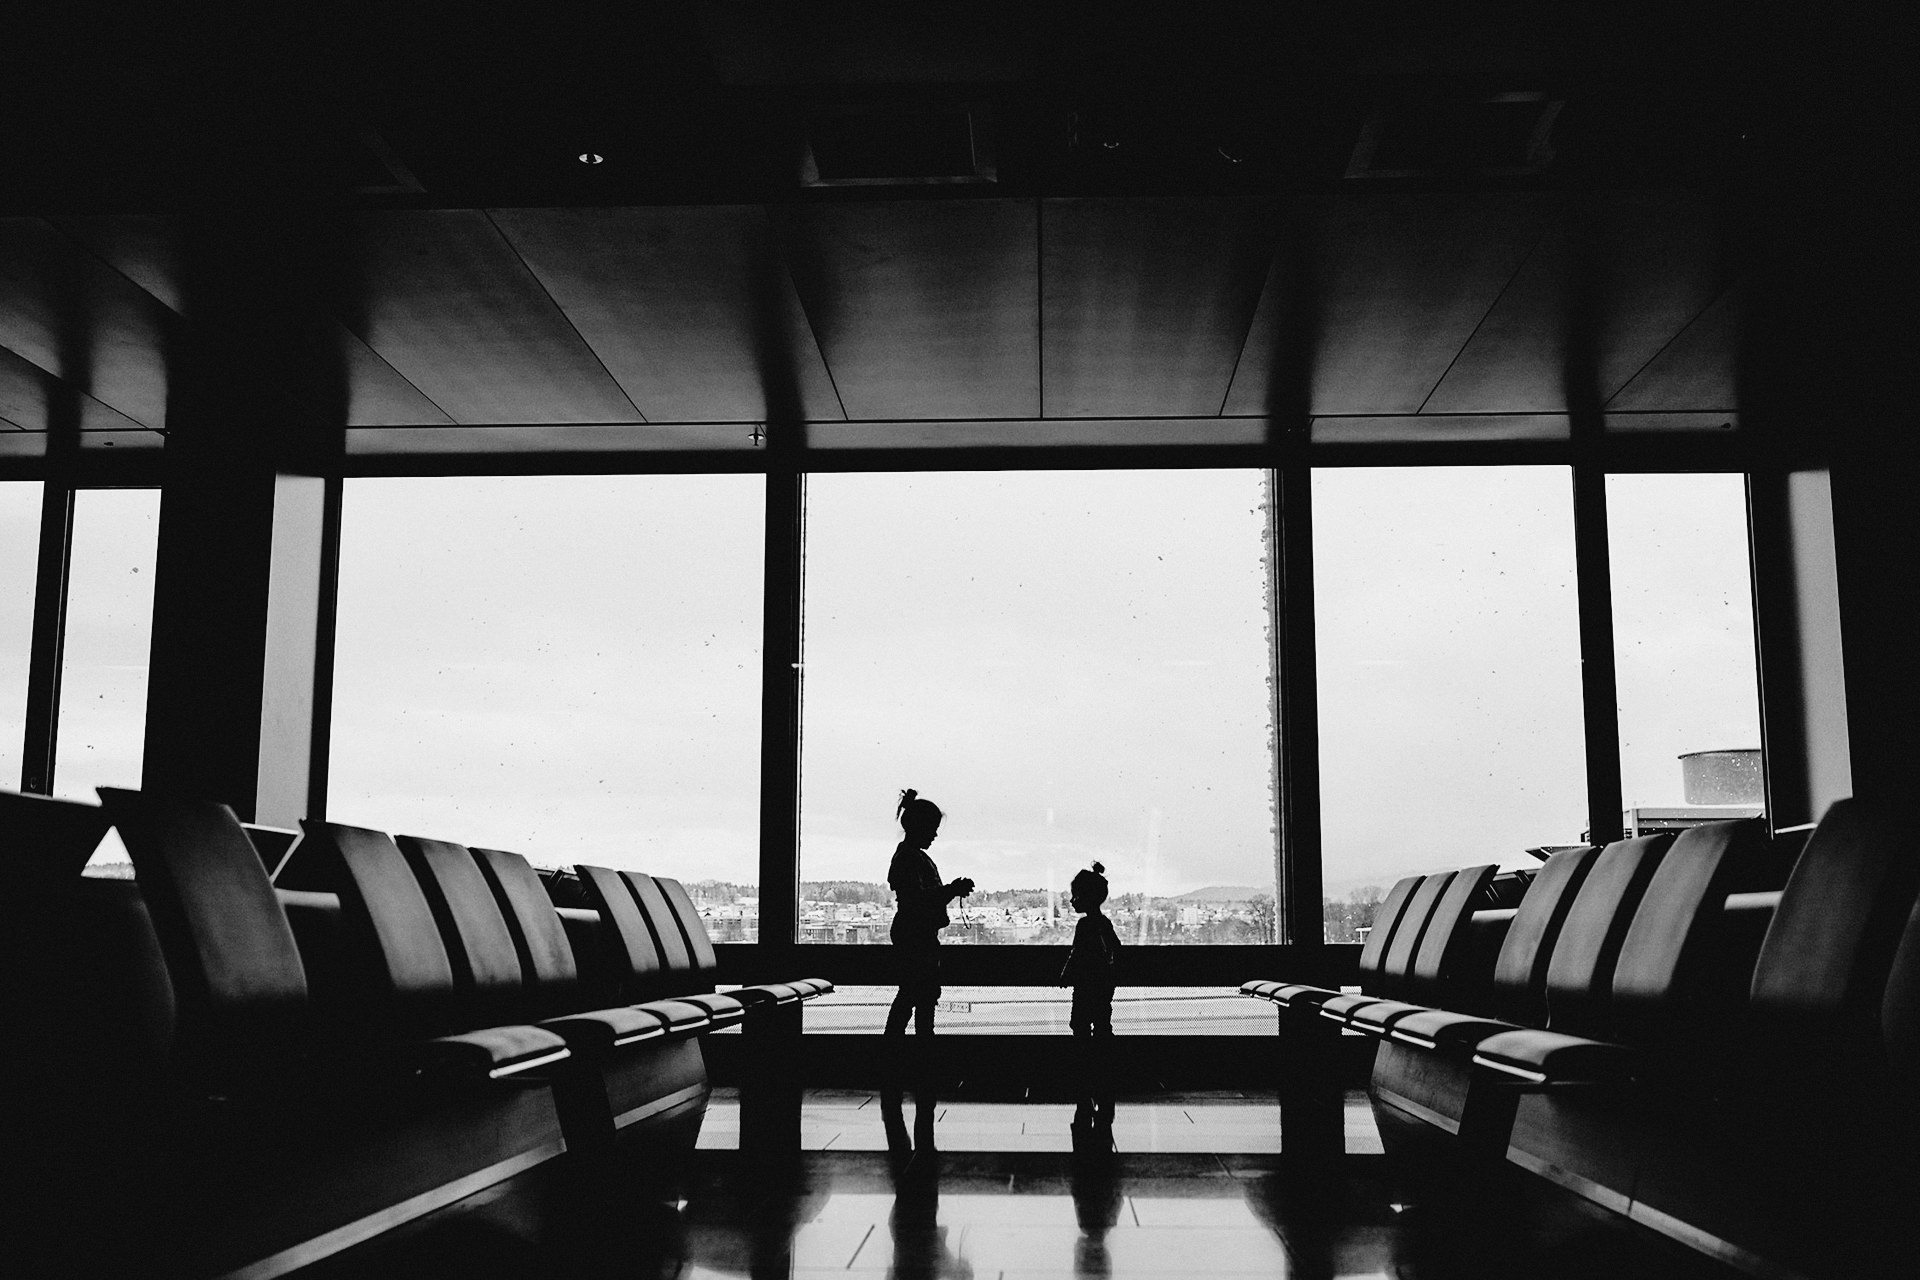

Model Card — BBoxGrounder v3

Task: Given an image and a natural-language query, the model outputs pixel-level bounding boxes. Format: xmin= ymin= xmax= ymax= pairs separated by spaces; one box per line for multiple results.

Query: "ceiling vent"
xmin=801 ymin=102 xmax=996 ymax=186
xmin=1346 ymin=91 xmax=1561 ymax=179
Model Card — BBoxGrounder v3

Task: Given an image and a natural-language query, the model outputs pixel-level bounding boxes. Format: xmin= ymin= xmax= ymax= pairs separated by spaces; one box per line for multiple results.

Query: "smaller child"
xmin=1061 ymin=862 xmax=1120 ymax=1037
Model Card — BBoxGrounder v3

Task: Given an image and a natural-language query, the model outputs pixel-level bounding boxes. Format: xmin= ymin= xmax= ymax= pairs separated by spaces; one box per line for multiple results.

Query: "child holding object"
xmin=1061 ymin=862 xmax=1120 ymax=1037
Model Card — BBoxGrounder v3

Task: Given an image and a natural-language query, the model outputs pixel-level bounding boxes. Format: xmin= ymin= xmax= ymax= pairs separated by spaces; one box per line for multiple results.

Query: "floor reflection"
xmin=880 ymin=1078 xmax=971 ymax=1279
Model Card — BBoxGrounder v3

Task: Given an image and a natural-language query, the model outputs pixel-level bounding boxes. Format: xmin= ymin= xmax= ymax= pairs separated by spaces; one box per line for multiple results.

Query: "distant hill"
xmin=1171 ymin=885 xmax=1267 ymax=903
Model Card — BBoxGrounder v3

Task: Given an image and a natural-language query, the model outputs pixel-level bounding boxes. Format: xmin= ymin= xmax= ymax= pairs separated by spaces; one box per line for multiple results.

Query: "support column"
xmin=138 ymin=212 xmax=346 ymax=823
xmin=143 ymin=445 xmax=332 ymax=823
xmin=1748 ymin=470 xmax=1852 ymax=827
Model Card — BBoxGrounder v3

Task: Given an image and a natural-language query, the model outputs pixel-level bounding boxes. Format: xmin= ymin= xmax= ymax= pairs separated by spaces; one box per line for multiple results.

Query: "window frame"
xmin=5 ymin=434 xmax=1763 ymax=992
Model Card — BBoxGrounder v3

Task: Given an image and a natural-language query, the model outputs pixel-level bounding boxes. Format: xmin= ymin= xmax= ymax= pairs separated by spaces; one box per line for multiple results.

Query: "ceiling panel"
xmin=1042 ymin=198 xmax=1276 ymax=418
xmin=1592 ymin=191 xmax=1730 ymax=401
xmin=1312 ymin=413 xmax=1568 ymax=444
xmin=52 ymin=215 xmax=454 ymax=428
xmin=1229 ymin=194 xmax=1548 ymax=417
xmin=1420 ymin=213 xmax=1571 ymax=414
xmin=0 ymin=218 xmax=176 ymax=428
xmin=809 ymin=418 xmax=1266 ymax=449
xmin=775 ymin=200 xmax=1038 ymax=420
xmin=346 ymin=423 xmax=761 ymax=456
xmin=343 ymin=211 xmax=640 ymax=424
xmin=490 ymin=205 xmax=841 ymax=423
xmin=1606 ymin=283 xmax=1742 ymax=412
xmin=0 ymin=343 xmax=150 ymax=435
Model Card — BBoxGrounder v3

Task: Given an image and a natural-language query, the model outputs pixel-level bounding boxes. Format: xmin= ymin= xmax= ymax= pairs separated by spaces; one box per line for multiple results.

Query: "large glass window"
xmin=55 ymin=489 xmax=161 ymax=803
xmin=329 ymin=475 xmax=764 ymax=880
xmin=1607 ymin=474 xmax=1762 ymax=830
xmin=1313 ymin=467 xmax=1586 ymax=939
xmin=799 ymin=470 xmax=1279 ymax=945
xmin=2 ymin=482 xmax=42 ymax=788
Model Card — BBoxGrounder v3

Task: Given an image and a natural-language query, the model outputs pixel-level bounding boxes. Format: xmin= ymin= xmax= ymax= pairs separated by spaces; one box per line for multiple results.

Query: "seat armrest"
xmin=1317 ymin=992 xmax=1383 ymax=1024
xmin=1348 ymin=1000 xmax=1429 ymax=1036
xmin=1471 ymin=1027 xmax=1636 ymax=1085
xmin=411 ymin=1024 xmax=571 ymax=1080
xmin=1387 ymin=1007 xmax=1525 ymax=1052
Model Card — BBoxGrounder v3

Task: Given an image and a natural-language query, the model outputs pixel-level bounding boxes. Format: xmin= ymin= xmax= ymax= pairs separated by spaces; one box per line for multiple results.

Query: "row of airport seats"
xmin=1 ymin=786 xmax=829 ymax=1280
xmin=1241 ymin=800 xmax=1920 ymax=1279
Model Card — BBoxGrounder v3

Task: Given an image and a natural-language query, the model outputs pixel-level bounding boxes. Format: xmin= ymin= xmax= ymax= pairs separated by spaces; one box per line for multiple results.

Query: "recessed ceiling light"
xmin=578 ymin=152 xmax=604 ymax=165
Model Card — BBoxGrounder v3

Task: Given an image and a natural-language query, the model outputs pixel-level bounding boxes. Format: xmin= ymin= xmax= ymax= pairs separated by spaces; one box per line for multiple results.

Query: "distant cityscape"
xmin=81 ymin=858 xmax=1388 ymax=944
xmin=686 ymin=880 xmax=1390 ymax=945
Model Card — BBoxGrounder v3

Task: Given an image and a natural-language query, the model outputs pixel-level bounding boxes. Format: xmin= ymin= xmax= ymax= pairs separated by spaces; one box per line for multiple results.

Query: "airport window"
xmin=1 ymin=482 xmax=41 ymax=788
xmin=54 ymin=489 xmax=160 ymax=802
xmin=328 ymin=475 xmax=764 ymax=880
xmin=803 ymin=984 xmax=1274 ymax=1035
xmin=797 ymin=469 xmax=1281 ymax=946
xmin=1312 ymin=466 xmax=1587 ymax=939
xmin=1607 ymin=474 xmax=1763 ymax=834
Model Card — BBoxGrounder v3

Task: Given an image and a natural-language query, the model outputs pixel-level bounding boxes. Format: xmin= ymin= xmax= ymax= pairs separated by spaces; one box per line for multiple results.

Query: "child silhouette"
xmin=1061 ymin=862 xmax=1119 ymax=1037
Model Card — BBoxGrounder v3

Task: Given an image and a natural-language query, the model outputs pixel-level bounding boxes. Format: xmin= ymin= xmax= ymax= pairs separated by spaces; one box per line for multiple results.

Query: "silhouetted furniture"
xmin=391 ymin=834 xmax=720 ymax=1153
xmin=10 ymin=790 xmax=575 ymax=1280
xmin=0 ymin=789 xmax=110 ymax=880
xmin=1356 ymin=804 xmax=1920 ymax=1279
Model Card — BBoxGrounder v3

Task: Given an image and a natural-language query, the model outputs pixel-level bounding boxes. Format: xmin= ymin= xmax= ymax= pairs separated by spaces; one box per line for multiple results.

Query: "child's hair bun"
xmin=1091 ymin=861 xmax=1104 ymax=875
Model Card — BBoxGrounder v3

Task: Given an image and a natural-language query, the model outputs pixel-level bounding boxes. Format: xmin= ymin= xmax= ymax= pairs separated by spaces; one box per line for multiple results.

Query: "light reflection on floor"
xmin=695 ymin=1088 xmax=1383 ymax=1156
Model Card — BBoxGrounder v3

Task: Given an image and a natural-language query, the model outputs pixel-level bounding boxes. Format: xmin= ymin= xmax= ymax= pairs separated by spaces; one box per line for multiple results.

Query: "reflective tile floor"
xmin=300 ymin=1091 xmax=1745 ymax=1280
xmin=697 ymin=1088 xmax=1384 ymax=1155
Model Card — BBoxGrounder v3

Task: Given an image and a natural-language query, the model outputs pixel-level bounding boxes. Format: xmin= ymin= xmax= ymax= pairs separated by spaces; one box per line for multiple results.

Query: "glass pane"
xmin=1313 ymin=467 xmax=1586 ymax=938
xmin=800 ymin=470 xmax=1279 ymax=945
xmin=1 ymin=482 xmax=43 ymax=787
xmin=1608 ymin=474 xmax=1762 ymax=832
xmin=56 ymin=489 xmax=160 ymax=802
xmin=329 ymin=475 xmax=763 ymax=880
xmin=804 ymin=986 xmax=1275 ymax=1035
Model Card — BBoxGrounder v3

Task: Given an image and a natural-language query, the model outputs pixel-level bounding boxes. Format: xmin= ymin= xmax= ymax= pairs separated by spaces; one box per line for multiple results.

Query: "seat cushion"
xmin=1272 ymin=983 xmax=1340 ymax=1009
xmin=1387 ymin=1006 xmax=1525 ymax=1052
xmin=1241 ymin=980 xmax=1281 ymax=999
xmin=732 ymin=983 xmax=804 ymax=1006
xmin=787 ymin=977 xmax=834 ymax=996
xmin=1471 ymin=1027 xmax=1637 ymax=1084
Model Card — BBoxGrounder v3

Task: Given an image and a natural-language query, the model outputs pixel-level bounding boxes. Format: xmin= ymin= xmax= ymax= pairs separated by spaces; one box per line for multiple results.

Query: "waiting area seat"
xmin=3 ymin=786 xmax=828 ymax=1280
xmin=1324 ymin=802 xmax=1918 ymax=1280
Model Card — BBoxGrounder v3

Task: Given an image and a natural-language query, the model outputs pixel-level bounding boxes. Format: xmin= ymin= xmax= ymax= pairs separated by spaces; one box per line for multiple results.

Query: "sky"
xmin=8 ymin=466 xmax=1759 ymax=905
xmin=1 ymin=482 xmax=41 ymax=789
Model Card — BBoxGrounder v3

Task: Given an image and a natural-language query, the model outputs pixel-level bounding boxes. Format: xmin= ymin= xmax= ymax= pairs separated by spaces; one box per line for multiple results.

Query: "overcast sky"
xmin=1 ymin=483 xmax=40 ymax=789
xmin=10 ymin=466 xmax=1758 ymax=905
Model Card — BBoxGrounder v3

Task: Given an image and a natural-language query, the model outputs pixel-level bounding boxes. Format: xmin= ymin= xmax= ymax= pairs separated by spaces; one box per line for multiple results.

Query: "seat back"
xmin=1484 ymin=844 xmax=1600 ymax=1024
xmin=1355 ymin=875 xmax=1425 ymax=981
xmin=1541 ymin=833 xmax=1673 ymax=1033
xmin=99 ymin=788 xmax=308 ymax=1054
xmin=1375 ymin=872 xmax=1457 ymax=999
xmin=1404 ymin=864 xmax=1499 ymax=1006
xmin=1750 ymin=799 xmax=1917 ymax=1036
xmin=471 ymin=847 xmax=583 ymax=1009
xmin=1883 ymin=892 xmax=1920 ymax=1098
xmin=396 ymin=835 xmax=528 ymax=1022
xmin=574 ymin=863 xmax=667 ymax=996
xmin=2 ymin=789 xmax=112 ymax=882
xmin=623 ymin=871 xmax=700 ymax=993
xmin=1607 ymin=819 xmax=1772 ymax=1041
xmin=655 ymin=877 xmax=721 ymax=975
xmin=294 ymin=820 xmax=461 ymax=1034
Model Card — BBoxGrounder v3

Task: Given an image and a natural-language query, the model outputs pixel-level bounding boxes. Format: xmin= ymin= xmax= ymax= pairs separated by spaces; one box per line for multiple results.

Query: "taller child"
xmin=885 ymin=789 xmax=974 ymax=1036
